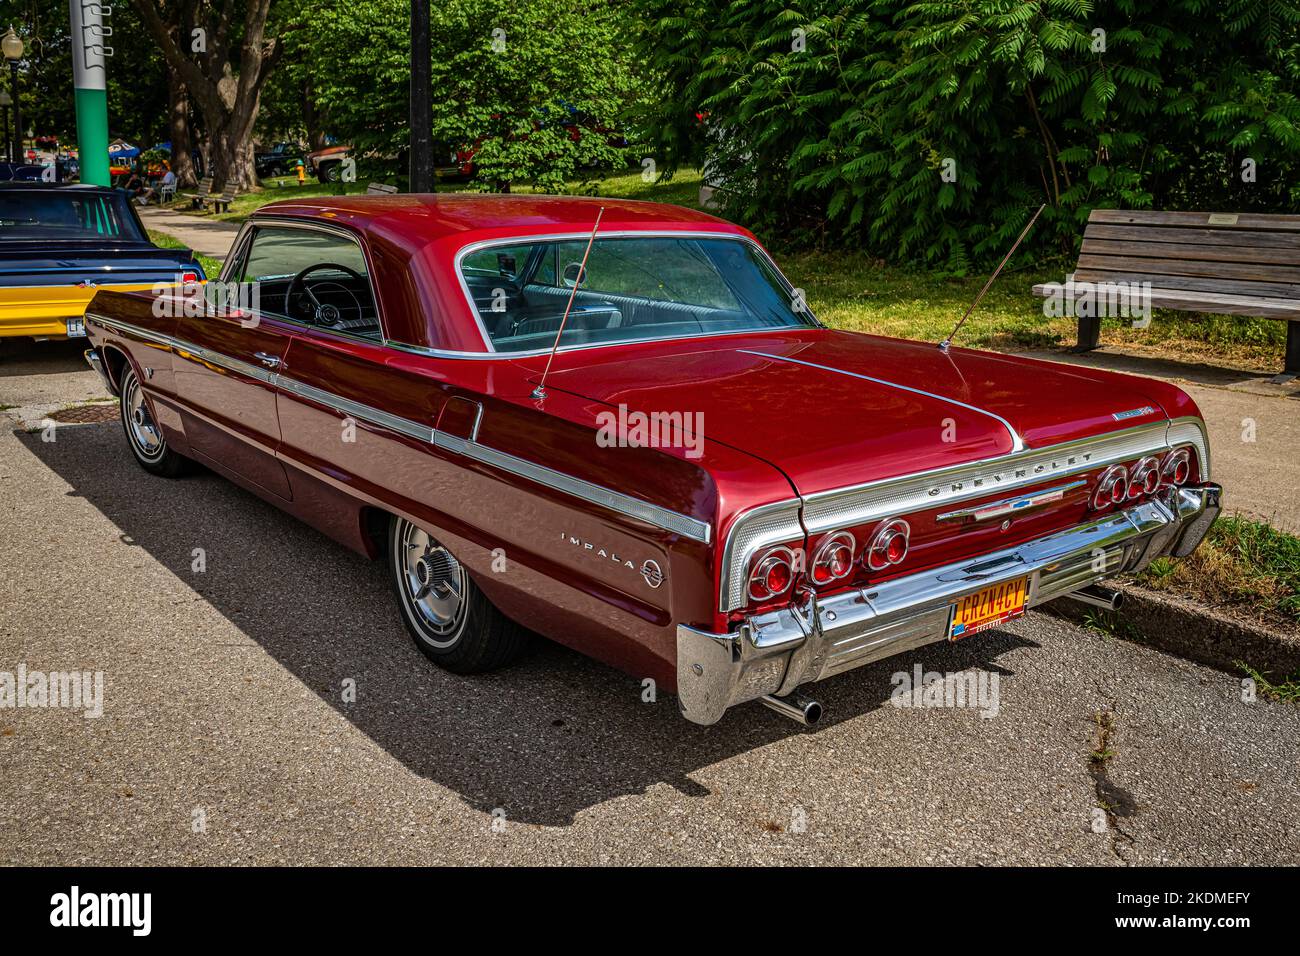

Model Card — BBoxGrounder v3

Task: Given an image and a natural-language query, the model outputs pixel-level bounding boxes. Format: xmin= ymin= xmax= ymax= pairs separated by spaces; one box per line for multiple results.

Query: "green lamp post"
xmin=67 ymin=2 xmax=110 ymax=186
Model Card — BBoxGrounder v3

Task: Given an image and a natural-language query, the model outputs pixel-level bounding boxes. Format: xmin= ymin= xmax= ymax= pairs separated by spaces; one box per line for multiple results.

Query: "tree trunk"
xmin=302 ymin=80 xmax=327 ymax=151
xmin=169 ymin=81 xmax=197 ymax=187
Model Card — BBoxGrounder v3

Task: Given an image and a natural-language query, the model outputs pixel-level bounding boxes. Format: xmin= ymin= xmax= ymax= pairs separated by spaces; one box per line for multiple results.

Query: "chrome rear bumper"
xmin=677 ymin=482 xmax=1221 ymax=725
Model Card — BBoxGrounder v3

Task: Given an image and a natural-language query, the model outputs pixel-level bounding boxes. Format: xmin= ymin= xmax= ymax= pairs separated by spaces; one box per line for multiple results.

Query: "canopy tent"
xmin=108 ymin=140 xmax=140 ymax=160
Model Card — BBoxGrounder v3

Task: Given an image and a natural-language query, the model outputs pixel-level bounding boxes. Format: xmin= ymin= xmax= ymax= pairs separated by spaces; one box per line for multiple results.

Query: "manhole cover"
xmin=47 ymin=403 xmax=118 ymax=424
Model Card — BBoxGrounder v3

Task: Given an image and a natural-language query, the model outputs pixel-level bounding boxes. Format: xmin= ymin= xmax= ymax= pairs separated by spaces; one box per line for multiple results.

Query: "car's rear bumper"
xmin=677 ymin=482 xmax=1222 ymax=725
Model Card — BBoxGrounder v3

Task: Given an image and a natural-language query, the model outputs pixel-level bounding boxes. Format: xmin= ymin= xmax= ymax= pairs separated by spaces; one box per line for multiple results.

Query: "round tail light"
xmin=749 ymin=546 xmax=795 ymax=602
xmin=1093 ymin=465 xmax=1129 ymax=509
xmin=1129 ymin=457 xmax=1161 ymax=498
xmin=866 ymin=519 xmax=910 ymax=571
xmin=1162 ymin=448 xmax=1191 ymax=486
xmin=810 ymin=531 xmax=856 ymax=585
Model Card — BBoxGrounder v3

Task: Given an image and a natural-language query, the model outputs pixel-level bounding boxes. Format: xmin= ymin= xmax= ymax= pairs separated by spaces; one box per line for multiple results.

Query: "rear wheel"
xmin=119 ymin=366 xmax=189 ymax=477
xmin=387 ymin=516 xmax=529 ymax=673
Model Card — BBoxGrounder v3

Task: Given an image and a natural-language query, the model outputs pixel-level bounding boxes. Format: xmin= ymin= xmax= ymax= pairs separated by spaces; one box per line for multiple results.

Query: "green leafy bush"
xmin=634 ymin=0 xmax=1300 ymax=270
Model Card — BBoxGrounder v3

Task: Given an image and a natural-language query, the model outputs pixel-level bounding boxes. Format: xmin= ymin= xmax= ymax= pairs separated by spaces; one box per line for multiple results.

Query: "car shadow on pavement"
xmin=16 ymin=423 xmax=1038 ymax=826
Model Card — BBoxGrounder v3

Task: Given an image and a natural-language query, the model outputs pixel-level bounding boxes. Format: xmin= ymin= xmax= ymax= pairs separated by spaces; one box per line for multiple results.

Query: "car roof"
xmin=0 ymin=181 xmax=117 ymax=194
xmin=249 ymin=193 xmax=746 ymax=249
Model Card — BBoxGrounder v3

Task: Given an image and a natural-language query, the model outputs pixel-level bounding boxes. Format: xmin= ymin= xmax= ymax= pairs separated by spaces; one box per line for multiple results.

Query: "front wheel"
xmin=119 ymin=365 xmax=189 ymax=477
xmin=387 ymin=516 xmax=529 ymax=673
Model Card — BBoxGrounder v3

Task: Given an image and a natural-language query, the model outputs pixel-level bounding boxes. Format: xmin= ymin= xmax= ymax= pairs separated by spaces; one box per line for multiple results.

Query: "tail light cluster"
xmin=747 ymin=521 xmax=913 ymax=605
xmin=1092 ymin=447 xmax=1194 ymax=510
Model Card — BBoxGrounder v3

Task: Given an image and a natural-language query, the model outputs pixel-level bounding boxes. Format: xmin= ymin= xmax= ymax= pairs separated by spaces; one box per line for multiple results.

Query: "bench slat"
xmin=1076 ymin=253 xmax=1300 ymax=285
xmin=1084 ymin=222 xmax=1300 ymax=250
xmin=1073 ymin=267 xmax=1300 ymax=301
xmin=1089 ymin=209 xmax=1300 ymax=232
xmin=1080 ymin=237 xmax=1300 ymax=267
xmin=1032 ymin=282 xmax=1300 ymax=319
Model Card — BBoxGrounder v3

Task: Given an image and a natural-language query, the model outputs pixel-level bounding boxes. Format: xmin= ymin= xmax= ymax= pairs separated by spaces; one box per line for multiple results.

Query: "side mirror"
xmin=562 ymin=261 xmax=587 ymax=288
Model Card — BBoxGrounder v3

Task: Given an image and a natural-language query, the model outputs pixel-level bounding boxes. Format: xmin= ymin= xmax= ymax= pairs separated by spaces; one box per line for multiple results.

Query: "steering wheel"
xmin=285 ymin=262 xmax=365 ymax=327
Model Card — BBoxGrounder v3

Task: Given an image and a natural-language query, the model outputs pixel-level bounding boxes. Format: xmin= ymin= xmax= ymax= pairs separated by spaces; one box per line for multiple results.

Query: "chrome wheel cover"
xmin=123 ymin=372 xmax=165 ymax=462
xmin=398 ymin=522 xmax=468 ymax=647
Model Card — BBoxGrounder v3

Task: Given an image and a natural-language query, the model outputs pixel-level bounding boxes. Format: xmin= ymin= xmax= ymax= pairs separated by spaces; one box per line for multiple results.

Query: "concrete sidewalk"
xmin=1017 ymin=348 xmax=1300 ymax=534
xmin=137 ymin=206 xmax=241 ymax=261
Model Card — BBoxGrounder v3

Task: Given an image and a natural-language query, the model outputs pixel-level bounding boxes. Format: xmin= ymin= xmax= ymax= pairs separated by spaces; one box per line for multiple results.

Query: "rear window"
xmin=459 ymin=235 xmax=816 ymax=353
xmin=0 ymin=190 xmax=145 ymax=241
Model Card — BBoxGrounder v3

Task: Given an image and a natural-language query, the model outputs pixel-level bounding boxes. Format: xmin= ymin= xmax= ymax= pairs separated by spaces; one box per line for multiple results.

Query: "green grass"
xmin=1139 ymin=515 xmax=1300 ymax=631
xmin=147 ymin=230 xmax=223 ymax=279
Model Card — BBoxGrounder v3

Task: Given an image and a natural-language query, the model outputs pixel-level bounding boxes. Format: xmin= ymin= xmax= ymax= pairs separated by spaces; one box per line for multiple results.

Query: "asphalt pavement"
xmin=0 ymin=339 xmax=1296 ymax=864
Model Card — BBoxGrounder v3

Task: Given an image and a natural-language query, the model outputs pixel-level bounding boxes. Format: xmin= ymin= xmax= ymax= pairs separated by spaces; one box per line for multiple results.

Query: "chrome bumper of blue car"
xmin=677 ymin=482 xmax=1222 ymax=725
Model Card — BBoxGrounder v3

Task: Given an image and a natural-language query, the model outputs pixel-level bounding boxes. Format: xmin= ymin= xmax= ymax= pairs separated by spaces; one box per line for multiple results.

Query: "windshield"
xmin=0 ymin=190 xmax=145 ymax=242
xmin=459 ymin=235 xmax=816 ymax=352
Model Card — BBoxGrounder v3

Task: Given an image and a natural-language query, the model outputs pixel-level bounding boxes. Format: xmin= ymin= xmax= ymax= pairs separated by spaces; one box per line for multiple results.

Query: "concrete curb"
xmin=1048 ymin=580 xmax=1300 ymax=679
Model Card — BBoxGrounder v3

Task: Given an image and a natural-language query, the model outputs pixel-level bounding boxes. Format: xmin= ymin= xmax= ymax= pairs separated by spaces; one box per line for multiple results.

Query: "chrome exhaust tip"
xmin=1066 ymin=584 xmax=1125 ymax=612
xmin=760 ymin=692 xmax=824 ymax=726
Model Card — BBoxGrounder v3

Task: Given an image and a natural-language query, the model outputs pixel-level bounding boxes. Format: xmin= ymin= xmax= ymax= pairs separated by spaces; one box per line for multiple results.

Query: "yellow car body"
xmin=0 ymin=282 xmax=168 ymax=338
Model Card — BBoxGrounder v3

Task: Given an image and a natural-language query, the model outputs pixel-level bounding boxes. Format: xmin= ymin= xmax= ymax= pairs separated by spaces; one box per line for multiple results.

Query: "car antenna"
xmin=938 ymin=203 xmax=1046 ymax=353
xmin=532 ymin=206 xmax=605 ymax=401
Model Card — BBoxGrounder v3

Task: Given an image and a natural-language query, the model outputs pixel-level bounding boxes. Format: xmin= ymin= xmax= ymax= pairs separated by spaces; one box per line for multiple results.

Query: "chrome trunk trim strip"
xmin=737 ymin=349 xmax=1028 ymax=452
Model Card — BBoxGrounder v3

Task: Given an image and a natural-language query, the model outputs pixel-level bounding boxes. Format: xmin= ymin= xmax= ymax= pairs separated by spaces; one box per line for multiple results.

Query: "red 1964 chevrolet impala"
xmin=82 ymin=195 xmax=1221 ymax=726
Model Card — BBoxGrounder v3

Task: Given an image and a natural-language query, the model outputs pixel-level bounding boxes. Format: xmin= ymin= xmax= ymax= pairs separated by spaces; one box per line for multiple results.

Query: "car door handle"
xmin=254 ymin=352 xmax=282 ymax=369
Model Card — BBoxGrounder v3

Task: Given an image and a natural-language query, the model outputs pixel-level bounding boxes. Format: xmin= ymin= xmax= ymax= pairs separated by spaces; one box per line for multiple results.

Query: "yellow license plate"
xmin=950 ymin=577 xmax=1028 ymax=640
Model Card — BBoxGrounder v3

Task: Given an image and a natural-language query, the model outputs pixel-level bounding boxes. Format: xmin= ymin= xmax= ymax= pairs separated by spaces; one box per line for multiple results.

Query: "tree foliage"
xmin=634 ymin=0 xmax=1300 ymax=270
xmin=270 ymin=0 xmax=642 ymax=191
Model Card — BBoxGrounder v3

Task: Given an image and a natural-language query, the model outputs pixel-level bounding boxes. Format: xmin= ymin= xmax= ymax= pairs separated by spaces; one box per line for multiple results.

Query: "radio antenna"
xmin=532 ymin=206 xmax=605 ymax=401
xmin=939 ymin=203 xmax=1046 ymax=353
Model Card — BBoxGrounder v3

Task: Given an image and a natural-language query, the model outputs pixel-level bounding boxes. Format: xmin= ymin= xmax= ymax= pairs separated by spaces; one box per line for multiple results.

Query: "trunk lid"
xmin=530 ymin=329 xmax=1170 ymax=496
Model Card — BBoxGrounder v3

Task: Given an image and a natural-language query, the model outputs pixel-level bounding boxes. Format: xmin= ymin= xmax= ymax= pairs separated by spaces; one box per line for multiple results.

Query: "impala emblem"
xmin=641 ymin=560 xmax=664 ymax=589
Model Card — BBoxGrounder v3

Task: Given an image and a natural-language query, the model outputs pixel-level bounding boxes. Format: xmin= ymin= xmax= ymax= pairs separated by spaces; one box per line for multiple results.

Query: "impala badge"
xmin=1112 ymin=406 xmax=1155 ymax=421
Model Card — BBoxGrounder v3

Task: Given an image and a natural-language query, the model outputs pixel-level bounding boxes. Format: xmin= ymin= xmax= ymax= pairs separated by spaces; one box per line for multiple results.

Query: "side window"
xmin=461 ymin=244 xmax=532 ymax=280
xmin=238 ymin=225 xmax=382 ymax=338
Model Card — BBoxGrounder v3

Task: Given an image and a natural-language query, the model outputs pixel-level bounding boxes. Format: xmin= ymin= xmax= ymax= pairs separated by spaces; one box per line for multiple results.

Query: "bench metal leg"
xmin=1272 ymin=321 xmax=1300 ymax=384
xmin=1073 ymin=315 xmax=1101 ymax=353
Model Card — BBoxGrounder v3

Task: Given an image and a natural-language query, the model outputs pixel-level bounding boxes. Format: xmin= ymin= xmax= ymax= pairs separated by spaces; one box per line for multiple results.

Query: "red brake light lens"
xmin=181 ymin=271 xmax=199 ymax=283
xmin=748 ymin=546 xmax=795 ymax=602
xmin=810 ymin=532 xmax=856 ymax=586
xmin=1129 ymin=457 xmax=1161 ymax=498
xmin=1162 ymin=448 xmax=1191 ymax=486
xmin=866 ymin=519 xmax=910 ymax=571
xmin=1093 ymin=465 xmax=1129 ymax=509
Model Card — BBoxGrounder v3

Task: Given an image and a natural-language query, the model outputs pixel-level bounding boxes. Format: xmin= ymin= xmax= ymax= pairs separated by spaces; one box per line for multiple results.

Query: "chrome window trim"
xmin=451 ymin=230 xmax=822 ymax=357
xmin=738 ymin=349 xmax=1027 ymax=453
xmin=717 ymin=416 xmax=1212 ymax=612
xmin=86 ymin=312 xmax=710 ymax=543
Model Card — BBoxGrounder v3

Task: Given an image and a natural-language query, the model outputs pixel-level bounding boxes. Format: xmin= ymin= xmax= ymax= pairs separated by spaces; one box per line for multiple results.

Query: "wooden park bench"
xmin=182 ymin=176 xmax=214 ymax=209
xmin=199 ymin=183 xmax=238 ymax=214
xmin=366 ymin=182 xmax=399 ymax=195
xmin=1034 ymin=209 xmax=1300 ymax=382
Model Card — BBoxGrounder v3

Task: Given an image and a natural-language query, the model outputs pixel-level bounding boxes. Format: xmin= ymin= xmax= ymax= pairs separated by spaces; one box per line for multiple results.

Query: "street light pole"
xmin=408 ymin=0 xmax=434 ymax=192
xmin=2 ymin=28 xmax=22 ymax=165
xmin=0 ymin=90 xmax=10 ymax=163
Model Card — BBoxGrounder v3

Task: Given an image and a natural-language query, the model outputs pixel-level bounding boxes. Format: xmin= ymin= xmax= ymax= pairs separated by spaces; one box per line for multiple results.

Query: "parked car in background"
xmin=305 ymin=144 xmax=352 ymax=183
xmin=255 ymin=142 xmax=305 ymax=179
xmin=0 ymin=183 xmax=205 ymax=340
xmin=81 ymin=195 xmax=1220 ymax=726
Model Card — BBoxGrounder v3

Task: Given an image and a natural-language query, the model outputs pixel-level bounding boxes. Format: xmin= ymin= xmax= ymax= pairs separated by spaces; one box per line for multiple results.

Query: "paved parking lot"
xmin=1 ymin=340 xmax=1298 ymax=865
